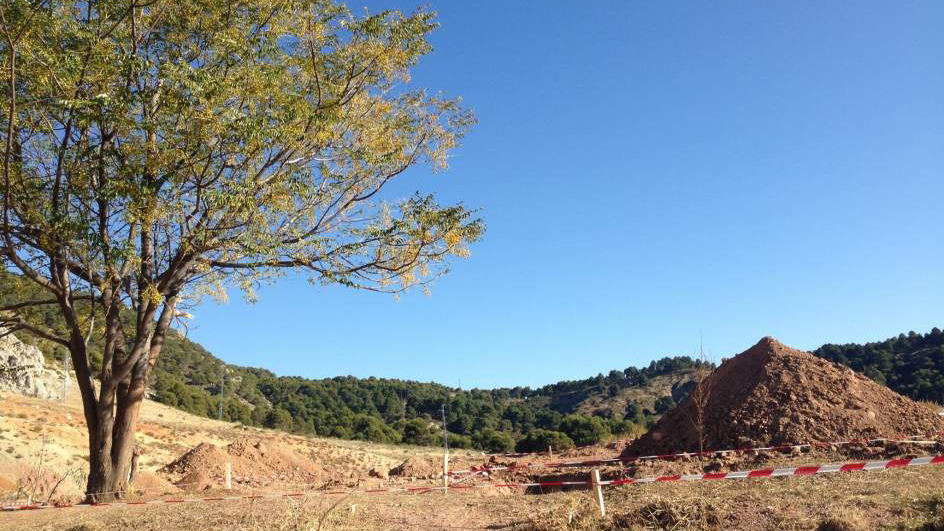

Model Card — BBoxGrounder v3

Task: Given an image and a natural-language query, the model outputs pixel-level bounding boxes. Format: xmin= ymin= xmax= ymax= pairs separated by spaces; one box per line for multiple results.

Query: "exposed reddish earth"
xmin=0 ymin=476 xmax=14 ymax=495
xmin=129 ymin=471 xmax=179 ymax=495
xmin=160 ymin=438 xmax=327 ymax=489
xmin=624 ymin=337 xmax=944 ymax=457
xmin=388 ymin=455 xmax=443 ymax=479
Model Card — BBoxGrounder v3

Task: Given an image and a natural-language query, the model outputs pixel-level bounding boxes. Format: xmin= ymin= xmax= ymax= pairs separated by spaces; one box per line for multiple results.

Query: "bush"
xmin=606 ymin=419 xmax=637 ymax=437
xmin=400 ymin=418 xmax=436 ymax=446
xmin=654 ymin=395 xmax=677 ymax=413
xmin=263 ymin=408 xmax=293 ymax=430
xmin=446 ymin=434 xmax=474 ymax=449
xmin=559 ymin=415 xmax=611 ymax=446
xmin=352 ymin=414 xmax=400 ymax=443
xmin=474 ymin=428 xmax=515 ymax=453
xmin=515 ymin=429 xmax=575 ymax=453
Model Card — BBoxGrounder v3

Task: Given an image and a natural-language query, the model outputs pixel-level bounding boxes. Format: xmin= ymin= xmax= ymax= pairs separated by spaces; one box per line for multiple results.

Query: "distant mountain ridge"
xmin=1 ymin=272 xmax=941 ymax=451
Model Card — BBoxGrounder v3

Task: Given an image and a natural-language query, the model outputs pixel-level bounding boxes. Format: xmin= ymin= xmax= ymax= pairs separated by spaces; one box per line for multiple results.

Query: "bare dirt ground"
xmin=2 ymin=463 xmax=944 ymax=530
xmin=0 ymin=389 xmax=482 ymax=503
xmin=3 ymin=380 xmax=944 ymax=530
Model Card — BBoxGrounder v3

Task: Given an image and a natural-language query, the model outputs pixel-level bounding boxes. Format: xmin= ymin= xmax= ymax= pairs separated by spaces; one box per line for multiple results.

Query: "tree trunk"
xmin=83 ymin=377 xmax=146 ymax=503
xmin=110 ymin=359 xmax=148 ymax=497
xmin=73 ymin=285 xmax=177 ymax=502
xmin=85 ymin=380 xmax=116 ymax=503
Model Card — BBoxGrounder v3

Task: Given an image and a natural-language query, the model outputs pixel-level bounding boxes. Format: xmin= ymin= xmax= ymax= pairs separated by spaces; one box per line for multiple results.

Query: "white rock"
xmin=0 ymin=330 xmax=65 ymax=400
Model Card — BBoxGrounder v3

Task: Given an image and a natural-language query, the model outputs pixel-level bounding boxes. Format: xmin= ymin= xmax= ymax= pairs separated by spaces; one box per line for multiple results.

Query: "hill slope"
xmin=2 ymin=272 xmax=942 ymax=452
xmin=0 ymin=271 xmax=701 ymax=452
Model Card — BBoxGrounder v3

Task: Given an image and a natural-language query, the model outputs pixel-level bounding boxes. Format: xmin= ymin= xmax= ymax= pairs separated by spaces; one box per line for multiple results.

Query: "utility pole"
xmin=441 ymin=402 xmax=449 ymax=494
xmin=218 ymin=372 xmax=224 ymax=420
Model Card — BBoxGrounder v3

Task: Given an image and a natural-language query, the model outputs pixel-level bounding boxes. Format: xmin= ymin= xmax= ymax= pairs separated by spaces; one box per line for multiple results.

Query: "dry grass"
xmin=6 ymin=465 xmax=943 ymax=531
xmin=3 ymin=390 xmax=944 ymax=531
xmin=518 ymin=464 xmax=944 ymax=531
xmin=0 ymin=391 xmax=484 ymax=502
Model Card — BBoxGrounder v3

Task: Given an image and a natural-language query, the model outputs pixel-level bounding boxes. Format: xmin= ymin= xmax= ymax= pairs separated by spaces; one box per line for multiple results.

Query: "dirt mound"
xmin=225 ymin=439 xmax=323 ymax=479
xmin=161 ymin=442 xmax=228 ymax=477
xmin=161 ymin=438 xmax=324 ymax=488
xmin=176 ymin=470 xmax=214 ymax=491
xmin=389 ymin=456 xmax=442 ymax=479
xmin=130 ymin=471 xmax=180 ymax=495
xmin=625 ymin=337 xmax=944 ymax=456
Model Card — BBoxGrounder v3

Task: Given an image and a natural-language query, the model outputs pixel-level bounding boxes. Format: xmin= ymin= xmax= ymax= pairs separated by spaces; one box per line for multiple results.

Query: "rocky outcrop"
xmin=0 ymin=331 xmax=65 ymax=400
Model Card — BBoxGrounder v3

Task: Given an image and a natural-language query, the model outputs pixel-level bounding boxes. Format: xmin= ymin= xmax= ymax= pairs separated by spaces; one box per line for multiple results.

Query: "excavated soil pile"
xmin=624 ymin=337 xmax=944 ymax=457
xmin=161 ymin=438 xmax=325 ymax=488
xmin=130 ymin=471 xmax=180 ymax=495
xmin=389 ymin=456 xmax=442 ymax=479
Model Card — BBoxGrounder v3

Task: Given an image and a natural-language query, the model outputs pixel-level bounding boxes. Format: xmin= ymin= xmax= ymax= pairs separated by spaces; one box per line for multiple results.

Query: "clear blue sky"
xmin=187 ymin=1 xmax=944 ymax=389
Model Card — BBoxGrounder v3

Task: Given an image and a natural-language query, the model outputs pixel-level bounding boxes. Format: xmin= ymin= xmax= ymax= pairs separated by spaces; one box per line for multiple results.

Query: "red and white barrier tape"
xmin=4 ymin=454 xmax=943 ymax=513
xmin=450 ymin=437 xmax=942 ymax=476
xmin=602 ymin=454 xmax=944 ymax=485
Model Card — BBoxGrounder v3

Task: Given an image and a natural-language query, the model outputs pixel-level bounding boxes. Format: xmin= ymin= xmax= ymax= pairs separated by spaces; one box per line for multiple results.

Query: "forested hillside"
xmin=148 ymin=345 xmax=708 ymax=452
xmin=814 ymin=329 xmax=944 ymax=403
xmin=0 ymin=270 xmax=704 ymax=451
xmin=2 ymin=272 xmax=941 ymax=451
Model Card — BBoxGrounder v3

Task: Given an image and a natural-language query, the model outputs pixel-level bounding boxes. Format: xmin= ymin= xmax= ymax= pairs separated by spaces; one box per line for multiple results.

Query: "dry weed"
xmin=518 ymin=494 xmax=722 ymax=531
xmin=5 ymin=434 xmax=85 ymax=505
xmin=907 ymin=493 xmax=944 ymax=531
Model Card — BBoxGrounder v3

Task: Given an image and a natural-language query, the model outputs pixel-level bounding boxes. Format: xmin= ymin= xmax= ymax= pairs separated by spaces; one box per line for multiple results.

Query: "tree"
xmin=606 ymin=418 xmax=637 ymax=437
xmin=687 ymin=342 xmax=716 ymax=452
xmin=654 ymin=395 xmax=676 ymax=414
xmin=558 ymin=415 xmax=611 ymax=446
xmin=515 ymin=429 xmax=574 ymax=453
xmin=400 ymin=418 xmax=435 ymax=446
xmin=0 ymin=0 xmax=481 ymax=501
xmin=352 ymin=414 xmax=398 ymax=443
xmin=473 ymin=428 xmax=514 ymax=453
xmin=264 ymin=408 xmax=293 ymax=430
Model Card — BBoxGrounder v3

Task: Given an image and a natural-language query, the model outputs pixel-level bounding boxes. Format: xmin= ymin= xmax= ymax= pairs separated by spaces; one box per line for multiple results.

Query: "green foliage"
xmin=654 ymin=395 xmax=677 ymax=414
xmin=606 ymin=418 xmax=637 ymax=437
xmin=814 ymin=328 xmax=944 ymax=404
xmin=400 ymin=419 xmax=437 ymax=446
xmin=473 ymin=428 xmax=515 ymax=453
xmin=515 ymin=429 xmax=575 ymax=453
xmin=264 ymin=408 xmax=293 ymax=430
xmin=352 ymin=414 xmax=400 ymax=443
xmin=446 ymin=434 xmax=473 ymax=449
xmin=6 ymin=273 xmax=938 ymax=451
xmin=0 ymin=0 xmax=483 ymax=495
xmin=558 ymin=415 xmax=611 ymax=446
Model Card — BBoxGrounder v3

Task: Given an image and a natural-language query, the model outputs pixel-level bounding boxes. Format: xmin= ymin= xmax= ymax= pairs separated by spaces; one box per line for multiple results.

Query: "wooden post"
xmin=442 ymin=403 xmax=449 ymax=495
xmin=548 ymin=445 xmax=553 ymax=457
xmin=592 ymin=469 xmax=605 ymax=517
xmin=225 ymin=462 xmax=232 ymax=490
xmin=443 ymin=451 xmax=449 ymax=494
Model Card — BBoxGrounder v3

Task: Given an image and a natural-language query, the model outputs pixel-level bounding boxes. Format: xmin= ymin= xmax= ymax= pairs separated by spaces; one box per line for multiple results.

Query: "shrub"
xmin=606 ymin=419 xmax=637 ymax=437
xmin=654 ymin=395 xmax=677 ymax=413
xmin=352 ymin=414 xmax=399 ymax=443
xmin=515 ymin=429 xmax=575 ymax=453
xmin=446 ymin=434 xmax=474 ymax=449
xmin=400 ymin=419 xmax=436 ymax=446
xmin=559 ymin=415 xmax=611 ymax=446
xmin=473 ymin=428 xmax=515 ymax=453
